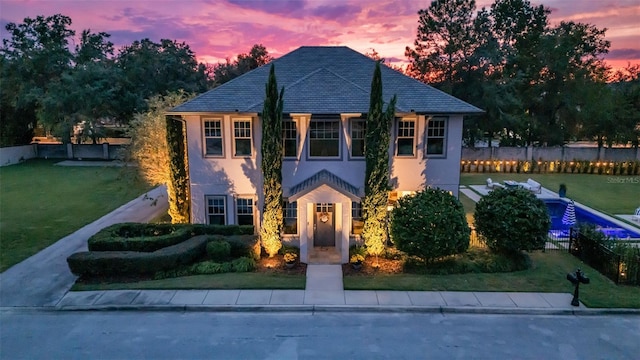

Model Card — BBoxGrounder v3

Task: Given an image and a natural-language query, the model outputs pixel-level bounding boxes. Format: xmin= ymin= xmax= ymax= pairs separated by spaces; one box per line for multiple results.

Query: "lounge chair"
xmin=486 ymin=178 xmax=505 ymax=189
xmin=519 ymin=178 xmax=541 ymax=193
xmin=632 ymin=207 xmax=640 ymax=222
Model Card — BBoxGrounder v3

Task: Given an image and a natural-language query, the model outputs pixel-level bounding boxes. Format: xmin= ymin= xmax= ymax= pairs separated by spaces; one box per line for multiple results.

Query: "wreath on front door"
xmin=320 ymin=212 xmax=329 ymax=223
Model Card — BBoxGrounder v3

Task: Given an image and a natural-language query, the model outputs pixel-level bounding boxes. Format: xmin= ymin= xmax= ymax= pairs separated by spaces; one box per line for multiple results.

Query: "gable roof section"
xmin=287 ymin=169 xmax=361 ymax=201
xmin=170 ymin=46 xmax=483 ymax=115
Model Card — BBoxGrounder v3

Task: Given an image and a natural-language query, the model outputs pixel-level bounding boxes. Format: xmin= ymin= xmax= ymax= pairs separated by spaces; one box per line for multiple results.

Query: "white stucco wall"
xmin=0 ymin=144 xmax=37 ymax=167
xmin=184 ymin=112 xmax=462 ymax=224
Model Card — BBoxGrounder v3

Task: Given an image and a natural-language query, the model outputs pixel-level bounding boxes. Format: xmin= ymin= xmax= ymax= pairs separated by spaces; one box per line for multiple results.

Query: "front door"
xmin=314 ymin=203 xmax=335 ymax=247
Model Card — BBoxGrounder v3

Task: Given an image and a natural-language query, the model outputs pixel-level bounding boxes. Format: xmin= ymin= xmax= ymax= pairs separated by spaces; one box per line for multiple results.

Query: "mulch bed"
xmin=342 ymin=257 xmax=403 ymax=276
xmin=254 ymin=254 xmax=307 ymax=275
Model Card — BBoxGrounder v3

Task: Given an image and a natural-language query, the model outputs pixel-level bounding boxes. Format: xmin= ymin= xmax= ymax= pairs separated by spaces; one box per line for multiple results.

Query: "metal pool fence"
xmin=469 ymin=228 xmax=640 ymax=286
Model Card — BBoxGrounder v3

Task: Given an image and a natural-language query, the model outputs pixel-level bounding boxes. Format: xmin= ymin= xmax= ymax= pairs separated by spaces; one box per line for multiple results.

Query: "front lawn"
xmin=344 ymin=251 xmax=640 ymax=308
xmin=460 ymin=173 xmax=637 ymax=215
xmin=0 ymin=159 xmax=150 ymax=272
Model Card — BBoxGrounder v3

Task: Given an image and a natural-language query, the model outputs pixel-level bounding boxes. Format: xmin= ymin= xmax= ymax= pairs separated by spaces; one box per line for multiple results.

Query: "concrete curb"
xmin=43 ymin=304 xmax=640 ymax=315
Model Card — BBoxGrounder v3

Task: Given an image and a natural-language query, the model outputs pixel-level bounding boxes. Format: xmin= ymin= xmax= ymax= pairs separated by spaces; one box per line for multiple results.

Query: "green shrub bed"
xmin=88 ymin=223 xmax=254 ymax=252
xmin=70 ymin=222 xmax=261 ymax=280
xmin=68 ymin=235 xmax=209 ymax=277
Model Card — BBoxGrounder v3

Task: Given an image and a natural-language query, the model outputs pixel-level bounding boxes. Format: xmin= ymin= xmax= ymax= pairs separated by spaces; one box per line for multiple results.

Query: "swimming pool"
xmin=544 ymin=199 xmax=640 ymax=239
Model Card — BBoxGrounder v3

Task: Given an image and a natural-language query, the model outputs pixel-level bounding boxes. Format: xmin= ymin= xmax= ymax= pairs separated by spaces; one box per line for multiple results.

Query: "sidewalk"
xmin=52 ymin=264 xmax=639 ymax=315
xmin=0 ymin=186 xmax=168 ymax=307
xmin=55 ymin=288 xmax=637 ymax=315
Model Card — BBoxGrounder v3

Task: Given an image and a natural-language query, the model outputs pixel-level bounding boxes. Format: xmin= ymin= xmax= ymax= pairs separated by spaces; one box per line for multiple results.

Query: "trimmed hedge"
xmin=68 ymin=235 xmax=208 ymax=277
xmin=206 ymin=235 xmax=261 ymax=260
xmin=88 ymin=223 xmax=254 ymax=252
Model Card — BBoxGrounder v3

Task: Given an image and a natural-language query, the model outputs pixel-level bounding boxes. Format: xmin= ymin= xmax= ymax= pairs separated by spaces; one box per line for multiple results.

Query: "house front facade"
xmin=168 ymin=46 xmax=482 ymax=264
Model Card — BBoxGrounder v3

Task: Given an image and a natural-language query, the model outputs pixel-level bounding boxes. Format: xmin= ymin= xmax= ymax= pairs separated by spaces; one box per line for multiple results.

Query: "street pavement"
xmin=2 ymin=311 xmax=639 ymax=359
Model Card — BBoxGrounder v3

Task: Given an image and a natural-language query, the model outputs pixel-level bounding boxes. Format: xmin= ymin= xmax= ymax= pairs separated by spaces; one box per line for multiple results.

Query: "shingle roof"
xmin=287 ymin=169 xmax=361 ymax=201
xmin=170 ymin=46 xmax=483 ymax=115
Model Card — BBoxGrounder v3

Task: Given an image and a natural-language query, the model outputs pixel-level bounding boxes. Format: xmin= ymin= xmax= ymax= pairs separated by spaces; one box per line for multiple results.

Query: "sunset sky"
xmin=1 ymin=0 xmax=639 ymax=71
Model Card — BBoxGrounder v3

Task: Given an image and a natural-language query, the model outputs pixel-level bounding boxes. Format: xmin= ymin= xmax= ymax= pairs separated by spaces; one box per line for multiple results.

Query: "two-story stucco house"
xmin=167 ymin=46 xmax=482 ymax=264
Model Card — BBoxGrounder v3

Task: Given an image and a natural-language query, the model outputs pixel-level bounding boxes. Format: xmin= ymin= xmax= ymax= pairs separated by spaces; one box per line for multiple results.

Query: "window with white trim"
xmin=203 ymin=119 xmax=223 ymax=156
xmin=351 ymin=201 xmax=363 ymax=235
xmin=233 ymin=119 xmax=252 ymax=156
xmin=309 ymin=118 xmax=340 ymax=158
xmin=350 ymin=119 xmax=366 ymax=158
xmin=283 ymin=200 xmax=298 ymax=235
xmin=236 ymin=197 xmax=254 ymax=226
xmin=396 ymin=119 xmax=415 ymax=156
xmin=425 ymin=117 xmax=447 ymax=156
xmin=282 ymin=120 xmax=297 ymax=158
xmin=206 ymin=196 xmax=226 ymax=225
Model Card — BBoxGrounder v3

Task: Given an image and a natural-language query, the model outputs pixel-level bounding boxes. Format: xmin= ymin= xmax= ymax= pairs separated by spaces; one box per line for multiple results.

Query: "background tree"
xmin=212 ymin=44 xmax=272 ymax=86
xmin=362 ymin=62 xmax=396 ymax=257
xmin=260 ymin=65 xmax=285 ymax=257
xmin=0 ymin=14 xmax=74 ymax=144
xmin=114 ymin=38 xmax=210 ymax=123
xmin=405 ymin=0 xmax=616 ymax=147
xmin=125 ymin=91 xmax=194 ymax=223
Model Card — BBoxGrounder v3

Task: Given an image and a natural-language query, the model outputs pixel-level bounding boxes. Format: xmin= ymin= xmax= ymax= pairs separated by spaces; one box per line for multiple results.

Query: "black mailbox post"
xmin=567 ymin=269 xmax=590 ymax=306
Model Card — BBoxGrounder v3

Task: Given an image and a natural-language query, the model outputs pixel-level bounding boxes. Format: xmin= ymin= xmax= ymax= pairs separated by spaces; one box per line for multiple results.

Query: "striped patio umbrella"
xmin=562 ymin=200 xmax=577 ymax=226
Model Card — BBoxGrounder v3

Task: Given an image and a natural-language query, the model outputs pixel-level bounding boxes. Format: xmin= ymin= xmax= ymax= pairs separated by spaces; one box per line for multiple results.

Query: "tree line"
xmin=0 ymin=14 xmax=270 ymax=146
xmin=2 ymin=4 xmax=639 ymax=149
xmin=405 ymin=0 xmax=640 ymax=148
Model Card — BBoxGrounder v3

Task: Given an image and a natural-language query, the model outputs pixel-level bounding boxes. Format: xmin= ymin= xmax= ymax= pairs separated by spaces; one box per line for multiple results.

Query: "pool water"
xmin=544 ymin=199 xmax=640 ymax=239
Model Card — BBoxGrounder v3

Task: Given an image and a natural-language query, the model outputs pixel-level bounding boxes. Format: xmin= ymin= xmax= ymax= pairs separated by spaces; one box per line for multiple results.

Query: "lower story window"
xmin=206 ymin=196 xmax=226 ymax=225
xmin=351 ymin=201 xmax=363 ymax=235
xmin=283 ymin=200 xmax=297 ymax=235
xmin=236 ymin=198 xmax=254 ymax=226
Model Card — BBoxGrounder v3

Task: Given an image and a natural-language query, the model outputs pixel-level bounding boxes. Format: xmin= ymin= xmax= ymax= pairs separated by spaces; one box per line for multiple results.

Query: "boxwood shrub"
xmin=68 ymin=235 xmax=208 ymax=277
xmin=474 ymin=188 xmax=550 ymax=254
xmin=390 ymin=188 xmax=470 ymax=263
xmin=206 ymin=240 xmax=231 ymax=261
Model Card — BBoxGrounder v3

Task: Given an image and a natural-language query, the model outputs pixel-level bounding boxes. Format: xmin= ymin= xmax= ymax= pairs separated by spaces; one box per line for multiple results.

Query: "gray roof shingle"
xmin=287 ymin=169 xmax=361 ymax=201
xmin=170 ymin=46 xmax=483 ymax=115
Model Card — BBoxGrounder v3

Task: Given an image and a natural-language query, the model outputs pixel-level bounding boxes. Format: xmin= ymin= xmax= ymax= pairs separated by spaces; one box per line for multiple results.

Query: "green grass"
xmin=458 ymin=192 xmax=477 ymax=225
xmin=0 ymin=159 xmax=150 ymax=272
xmin=344 ymin=251 xmax=640 ymax=308
xmin=460 ymin=173 xmax=638 ymax=215
xmin=71 ymin=272 xmax=306 ymax=291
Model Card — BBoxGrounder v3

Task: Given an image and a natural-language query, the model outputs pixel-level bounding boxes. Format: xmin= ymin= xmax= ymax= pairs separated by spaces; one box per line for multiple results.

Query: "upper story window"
xmin=236 ymin=197 xmax=254 ymax=226
xmin=203 ymin=119 xmax=223 ymax=157
xmin=425 ymin=117 xmax=447 ymax=157
xmin=351 ymin=201 xmax=363 ymax=235
xmin=206 ymin=195 xmax=226 ymax=225
xmin=396 ymin=119 xmax=415 ymax=156
xmin=282 ymin=120 xmax=297 ymax=158
xmin=350 ymin=119 xmax=366 ymax=158
xmin=309 ymin=118 xmax=340 ymax=158
xmin=233 ymin=119 xmax=252 ymax=157
xmin=283 ymin=199 xmax=298 ymax=235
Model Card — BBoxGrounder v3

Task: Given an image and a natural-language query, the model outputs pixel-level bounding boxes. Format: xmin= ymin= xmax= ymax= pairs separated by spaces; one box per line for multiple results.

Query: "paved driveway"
xmin=0 ymin=186 xmax=168 ymax=307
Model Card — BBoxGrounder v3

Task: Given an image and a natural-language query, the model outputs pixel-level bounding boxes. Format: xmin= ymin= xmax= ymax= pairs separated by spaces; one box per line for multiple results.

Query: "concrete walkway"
xmin=0 ymin=186 xmax=168 ymax=307
xmin=53 ymin=288 xmax=632 ymax=315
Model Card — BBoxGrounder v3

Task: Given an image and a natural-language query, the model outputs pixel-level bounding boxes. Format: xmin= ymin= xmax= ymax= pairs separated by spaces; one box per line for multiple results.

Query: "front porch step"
xmin=308 ymin=246 xmax=342 ymax=264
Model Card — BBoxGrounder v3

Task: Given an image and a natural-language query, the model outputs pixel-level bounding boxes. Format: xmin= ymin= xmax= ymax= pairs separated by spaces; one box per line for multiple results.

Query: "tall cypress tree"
xmin=362 ymin=62 xmax=397 ymax=257
xmin=260 ymin=65 xmax=285 ymax=257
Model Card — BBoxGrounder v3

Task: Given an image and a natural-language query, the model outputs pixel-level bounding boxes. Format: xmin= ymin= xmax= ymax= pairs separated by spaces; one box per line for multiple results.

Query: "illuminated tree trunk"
xmin=260 ymin=65 xmax=285 ymax=257
xmin=362 ymin=62 xmax=396 ymax=257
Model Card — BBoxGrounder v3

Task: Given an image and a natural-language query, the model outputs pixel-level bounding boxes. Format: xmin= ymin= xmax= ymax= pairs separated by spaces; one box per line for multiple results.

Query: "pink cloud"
xmin=0 ymin=0 xmax=637 ymax=71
